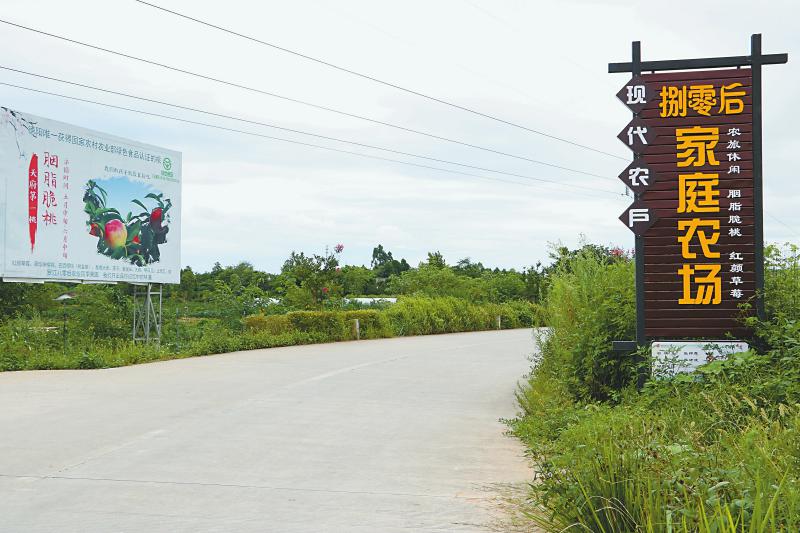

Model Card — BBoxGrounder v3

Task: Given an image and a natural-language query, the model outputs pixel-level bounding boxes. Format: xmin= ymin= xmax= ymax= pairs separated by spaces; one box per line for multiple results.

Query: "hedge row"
xmin=1 ymin=297 xmax=541 ymax=371
xmin=243 ymin=297 xmax=541 ymax=340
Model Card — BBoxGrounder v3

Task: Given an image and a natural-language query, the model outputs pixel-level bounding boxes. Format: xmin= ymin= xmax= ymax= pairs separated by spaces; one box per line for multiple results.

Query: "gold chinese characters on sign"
xmin=668 ymin=82 xmax=748 ymax=306
xmin=659 ymin=83 xmax=746 ymax=117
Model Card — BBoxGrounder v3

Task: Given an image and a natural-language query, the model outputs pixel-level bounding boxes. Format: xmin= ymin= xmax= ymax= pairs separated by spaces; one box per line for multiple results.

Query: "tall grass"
xmin=509 ymin=246 xmax=800 ymax=533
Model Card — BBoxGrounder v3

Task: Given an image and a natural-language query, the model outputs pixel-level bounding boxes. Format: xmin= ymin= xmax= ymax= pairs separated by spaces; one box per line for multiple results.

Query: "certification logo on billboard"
xmin=0 ymin=108 xmax=182 ymax=284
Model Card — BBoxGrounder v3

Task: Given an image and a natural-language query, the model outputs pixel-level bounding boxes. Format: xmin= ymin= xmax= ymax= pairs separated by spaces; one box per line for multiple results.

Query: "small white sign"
xmin=651 ymin=340 xmax=749 ymax=378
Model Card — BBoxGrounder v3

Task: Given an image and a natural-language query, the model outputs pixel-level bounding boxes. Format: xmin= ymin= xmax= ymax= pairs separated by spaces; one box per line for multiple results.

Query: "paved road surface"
xmin=0 ymin=329 xmax=534 ymax=532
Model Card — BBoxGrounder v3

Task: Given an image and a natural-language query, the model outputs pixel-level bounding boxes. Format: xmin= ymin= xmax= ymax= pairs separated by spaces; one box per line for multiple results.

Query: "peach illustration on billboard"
xmin=83 ymin=178 xmax=172 ymax=266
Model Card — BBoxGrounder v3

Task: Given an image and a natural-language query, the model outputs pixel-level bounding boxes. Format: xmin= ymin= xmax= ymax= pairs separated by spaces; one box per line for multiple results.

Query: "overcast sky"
xmin=0 ymin=0 xmax=796 ymax=272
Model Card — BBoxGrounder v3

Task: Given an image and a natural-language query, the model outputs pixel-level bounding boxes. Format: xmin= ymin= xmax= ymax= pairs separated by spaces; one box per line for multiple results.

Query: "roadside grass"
xmin=507 ymin=246 xmax=800 ymax=532
xmin=0 ymin=296 xmax=541 ymax=371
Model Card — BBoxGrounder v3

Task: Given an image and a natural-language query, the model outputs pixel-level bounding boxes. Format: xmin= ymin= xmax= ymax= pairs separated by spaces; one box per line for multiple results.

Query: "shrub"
xmin=2 ymin=296 xmax=538 ymax=371
xmin=538 ymin=250 xmax=635 ymax=402
xmin=342 ymin=310 xmax=392 ymax=339
xmin=509 ymin=244 xmax=800 ymax=532
xmin=286 ymin=311 xmax=349 ymax=341
xmin=498 ymin=300 xmax=543 ymax=328
xmin=511 ymin=377 xmax=800 ymax=532
xmin=243 ymin=314 xmax=290 ymax=335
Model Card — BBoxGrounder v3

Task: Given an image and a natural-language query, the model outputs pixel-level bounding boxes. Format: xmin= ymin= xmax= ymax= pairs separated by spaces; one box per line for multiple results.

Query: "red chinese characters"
xmin=28 ymin=153 xmax=38 ymax=252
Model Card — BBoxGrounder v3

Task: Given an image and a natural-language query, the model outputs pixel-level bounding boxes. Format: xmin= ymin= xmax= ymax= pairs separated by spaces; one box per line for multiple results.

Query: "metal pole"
xmin=132 ymin=285 xmax=137 ymax=341
xmin=144 ymin=283 xmax=151 ymax=343
xmin=157 ymin=284 xmax=163 ymax=342
xmin=751 ymin=33 xmax=766 ymax=321
xmin=62 ymin=301 xmax=67 ymax=357
xmin=632 ymin=40 xmax=647 ymax=389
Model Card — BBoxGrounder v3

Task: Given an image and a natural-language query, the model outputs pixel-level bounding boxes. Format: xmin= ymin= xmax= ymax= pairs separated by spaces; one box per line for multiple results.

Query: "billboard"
xmin=0 ymin=107 xmax=181 ymax=284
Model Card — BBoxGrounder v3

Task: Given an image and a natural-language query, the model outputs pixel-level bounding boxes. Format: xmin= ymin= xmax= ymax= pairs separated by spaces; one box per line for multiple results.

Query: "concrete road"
xmin=0 ymin=329 xmax=534 ymax=532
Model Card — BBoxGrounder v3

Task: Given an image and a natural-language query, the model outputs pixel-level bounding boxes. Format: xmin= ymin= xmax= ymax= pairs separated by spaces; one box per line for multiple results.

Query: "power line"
xmin=0 ymin=81 xmax=626 ymax=200
xmin=766 ymin=213 xmax=800 ymax=239
xmin=0 ymin=65 xmax=611 ymax=192
xmin=0 ymin=65 xmax=618 ymax=189
xmin=0 ymin=18 xmax=613 ymax=182
xmin=134 ymin=0 xmax=627 ymax=161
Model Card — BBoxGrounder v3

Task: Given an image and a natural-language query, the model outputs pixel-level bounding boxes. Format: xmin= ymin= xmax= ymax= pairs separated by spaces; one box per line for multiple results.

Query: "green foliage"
xmin=497 ymin=299 xmax=543 ymax=329
xmin=280 ymin=249 xmax=342 ymax=307
xmin=339 ymin=265 xmax=377 ymax=296
xmin=0 ymin=240 xmax=556 ymax=371
xmin=285 ymin=311 xmax=350 ymax=341
xmin=243 ymin=314 xmax=290 ymax=335
xmin=387 ymin=264 xmax=534 ymax=303
xmin=512 ymin=359 xmax=800 ymax=532
xmin=280 ymin=284 xmax=317 ymax=310
xmin=764 ymin=243 xmax=800 ymax=320
xmin=539 ymin=248 xmax=635 ymax=401
xmin=0 ymin=282 xmax=59 ymax=319
xmin=387 ymin=265 xmax=478 ymax=300
xmin=509 ymin=243 xmax=800 ymax=532
xmin=425 ymin=251 xmax=447 ymax=269
xmin=371 ymin=244 xmax=410 ymax=279
xmin=385 ymin=296 xmax=494 ymax=335
xmin=342 ymin=310 xmax=392 ymax=339
xmin=71 ymin=284 xmax=132 ymax=339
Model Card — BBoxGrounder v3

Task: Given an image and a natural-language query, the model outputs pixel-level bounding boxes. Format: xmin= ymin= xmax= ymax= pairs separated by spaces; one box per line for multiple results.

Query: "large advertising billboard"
xmin=0 ymin=108 xmax=181 ymax=284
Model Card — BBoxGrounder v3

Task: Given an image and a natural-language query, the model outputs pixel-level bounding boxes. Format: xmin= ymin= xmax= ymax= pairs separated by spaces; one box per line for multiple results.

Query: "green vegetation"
xmin=0 ymin=243 xmax=553 ymax=371
xmin=508 ymin=244 xmax=800 ymax=532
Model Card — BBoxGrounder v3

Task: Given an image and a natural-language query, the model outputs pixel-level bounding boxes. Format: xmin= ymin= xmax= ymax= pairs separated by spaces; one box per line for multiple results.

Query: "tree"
xmin=387 ymin=265 xmax=479 ymax=300
xmin=426 ymin=251 xmax=447 ymax=269
xmin=280 ymin=248 xmax=343 ymax=308
xmin=0 ymin=282 xmax=58 ymax=320
xmin=179 ymin=267 xmax=197 ymax=300
xmin=453 ymin=257 xmax=485 ymax=278
xmin=371 ymin=244 xmax=410 ymax=279
xmin=340 ymin=265 xmax=378 ymax=295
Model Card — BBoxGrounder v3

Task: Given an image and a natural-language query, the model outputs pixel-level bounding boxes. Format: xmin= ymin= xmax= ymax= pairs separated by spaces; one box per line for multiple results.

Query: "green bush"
xmin=286 ymin=311 xmax=350 ymax=341
xmin=243 ymin=314 xmax=291 ymax=335
xmin=342 ymin=310 xmax=392 ymax=339
xmin=512 ymin=363 xmax=800 ymax=532
xmin=497 ymin=299 xmax=543 ymax=329
xmin=385 ymin=296 xmax=485 ymax=335
xmin=1 ymin=296 xmax=537 ymax=371
xmin=509 ymin=245 xmax=800 ymax=532
xmin=538 ymin=250 xmax=635 ymax=402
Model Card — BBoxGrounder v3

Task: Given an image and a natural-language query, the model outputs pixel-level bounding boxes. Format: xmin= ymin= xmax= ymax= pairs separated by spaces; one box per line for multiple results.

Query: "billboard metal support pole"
xmin=133 ymin=283 xmax=163 ymax=344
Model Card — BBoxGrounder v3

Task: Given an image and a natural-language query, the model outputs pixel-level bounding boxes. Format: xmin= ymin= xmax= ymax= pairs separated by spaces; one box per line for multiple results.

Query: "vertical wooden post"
xmin=631 ymin=40 xmax=647 ymax=390
xmin=751 ymin=33 xmax=766 ymax=321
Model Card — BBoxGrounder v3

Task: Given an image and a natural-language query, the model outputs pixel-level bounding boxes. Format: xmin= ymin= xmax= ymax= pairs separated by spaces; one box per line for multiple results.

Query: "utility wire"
xmin=0 ymin=18 xmax=614 ymax=182
xmin=134 ymin=0 xmax=627 ymax=161
xmin=0 ymin=65 xmax=618 ymax=188
xmin=0 ymin=81 xmax=625 ymax=200
xmin=767 ymin=213 xmax=800 ymax=239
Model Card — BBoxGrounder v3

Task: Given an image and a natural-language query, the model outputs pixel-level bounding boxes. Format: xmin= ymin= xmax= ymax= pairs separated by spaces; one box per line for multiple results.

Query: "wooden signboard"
xmin=609 ymin=35 xmax=787 ymax=358
xmin=620 ymin=68 xmax=754 ymax=337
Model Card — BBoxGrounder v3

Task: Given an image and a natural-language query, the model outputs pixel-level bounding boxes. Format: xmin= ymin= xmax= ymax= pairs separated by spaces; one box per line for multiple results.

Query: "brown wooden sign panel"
xmin=618 ymin=69 xmax=755 ymax=338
